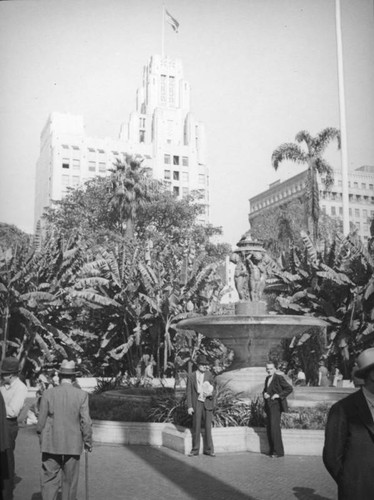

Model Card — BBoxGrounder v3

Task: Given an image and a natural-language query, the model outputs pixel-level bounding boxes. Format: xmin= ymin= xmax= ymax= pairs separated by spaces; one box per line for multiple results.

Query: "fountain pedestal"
xmin=177 ymin=305 xmax=327 ymax=398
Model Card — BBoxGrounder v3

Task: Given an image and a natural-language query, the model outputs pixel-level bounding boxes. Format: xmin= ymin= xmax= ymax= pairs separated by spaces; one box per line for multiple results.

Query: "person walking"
xmin=323 ymin=347 xmax=374 ymax=500
xmin=186 ymin=354 xmax=216 ymax=457
xmin=36 ymin=360 xmax=92 ymax=500
xmin=0 ymin=391 xmax=12 ymax=500
xmin=263 ymin=361 xmax=293 ymax=458
xmin=0 ymin=357 xmax=28 ymax=499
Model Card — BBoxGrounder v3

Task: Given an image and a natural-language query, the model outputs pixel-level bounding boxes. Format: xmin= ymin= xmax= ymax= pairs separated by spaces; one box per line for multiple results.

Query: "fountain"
xmin=177 ymin=231 xmax=328 ymax=397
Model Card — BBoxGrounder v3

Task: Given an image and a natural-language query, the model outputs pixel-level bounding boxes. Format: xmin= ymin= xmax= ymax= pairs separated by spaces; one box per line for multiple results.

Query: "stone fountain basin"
xmin=177 ymin=314 xmax=327 ymax=369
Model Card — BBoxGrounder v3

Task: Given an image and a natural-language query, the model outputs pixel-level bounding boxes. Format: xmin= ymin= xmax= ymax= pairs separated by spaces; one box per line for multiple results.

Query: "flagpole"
xmin=161 ymin=4 xmax=165 ymax=58
xmin=335 ymin=0 xmax=350 ymax=236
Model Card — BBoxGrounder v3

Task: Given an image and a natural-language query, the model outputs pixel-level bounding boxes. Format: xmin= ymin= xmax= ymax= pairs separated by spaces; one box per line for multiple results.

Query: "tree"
xmin=109 ymin=155 xmax=158 ymax=239
xmin=271 ymin=128 xmax=341 ymax=242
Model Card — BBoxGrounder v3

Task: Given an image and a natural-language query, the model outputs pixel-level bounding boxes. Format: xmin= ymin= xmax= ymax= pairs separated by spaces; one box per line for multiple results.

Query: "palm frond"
xmin=271 ymin=143 xmax=307 ymax=170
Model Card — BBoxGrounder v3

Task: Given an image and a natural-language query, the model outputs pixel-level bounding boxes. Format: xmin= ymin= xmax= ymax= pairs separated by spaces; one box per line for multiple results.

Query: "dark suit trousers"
xmin=41 ymin=453 xmax=80 ymax=500
xmin=191 ymin=401 xmax=214 ymax=454
xmin=265 ymin=401 xmax=284 ymax=456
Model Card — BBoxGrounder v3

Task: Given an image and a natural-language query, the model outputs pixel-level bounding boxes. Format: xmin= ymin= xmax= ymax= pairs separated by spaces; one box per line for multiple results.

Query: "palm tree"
xmin=271 ymin=128 xmax=341 ymax=242
xmin=109 ymin=155 xmax=155 ymax=239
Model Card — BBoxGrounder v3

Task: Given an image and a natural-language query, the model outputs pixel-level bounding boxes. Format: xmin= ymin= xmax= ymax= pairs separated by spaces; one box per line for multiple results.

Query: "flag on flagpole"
xmin=165 ymin=9 xmax=179 ymax=33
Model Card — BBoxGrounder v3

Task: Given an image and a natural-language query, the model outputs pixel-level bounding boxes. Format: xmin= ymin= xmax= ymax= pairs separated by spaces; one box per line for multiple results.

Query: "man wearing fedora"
xmin=186 ymin=354 xmax=216 ymax=457
xmin=0 ymin=356 xmax=28 ymax=498
xmin=36 ymin=360 xmax=92 ymax=500
xmin=323 ymin=347 xmax=374 ymax=500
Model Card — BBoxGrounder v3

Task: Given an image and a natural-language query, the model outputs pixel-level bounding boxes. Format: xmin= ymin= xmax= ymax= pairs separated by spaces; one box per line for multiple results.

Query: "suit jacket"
xmin=36 ymin=382 xmax=92 ymax=455
xmin=263 ymin=373 xmax=293 ymax=413
xmin=186 ymin=370 xmax=215 ymax=411
xmin=323 ymin=389 xmax=374 ymax=500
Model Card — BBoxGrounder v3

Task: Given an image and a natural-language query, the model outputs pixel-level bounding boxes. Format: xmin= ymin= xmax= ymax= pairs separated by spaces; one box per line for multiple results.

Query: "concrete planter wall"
xmin=92 ymin=420 xmax=324 ymax=456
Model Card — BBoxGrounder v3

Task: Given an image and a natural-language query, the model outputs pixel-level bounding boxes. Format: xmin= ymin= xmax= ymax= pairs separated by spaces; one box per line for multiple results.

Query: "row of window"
xmin=164 ymin=154 xmax=189 ymax=166
xmin=61 ymin=174 xmax=81 ymax=189
xmin=321 ymin=177 xmax=374 ymax=191
xmin=163 ymin=170 xmax=206 ymax=185
xmin=62 ymin=159 xmax=106 ymax=173
xmin=62 ymin=145 xmax=126 ymax=157
xmin=322 ymin=205 xmax=374 ymax=220
xmin=320 ymin=192 xmax=374 ymax=204
xmin=252 ymin=183 xmax=305 ymax=211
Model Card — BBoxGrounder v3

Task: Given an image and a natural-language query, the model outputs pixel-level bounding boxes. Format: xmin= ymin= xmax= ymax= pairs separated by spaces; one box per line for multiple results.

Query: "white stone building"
xmin=34 ymin=55 xmax=209 ymax=227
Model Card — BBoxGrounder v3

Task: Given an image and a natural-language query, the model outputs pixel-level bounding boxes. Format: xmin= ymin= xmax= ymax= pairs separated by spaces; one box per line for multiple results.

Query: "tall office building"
xmin=34 ymin=55 xmax=209 ymax=227
xmin=248 ymin=166 xmax=374 ymax=243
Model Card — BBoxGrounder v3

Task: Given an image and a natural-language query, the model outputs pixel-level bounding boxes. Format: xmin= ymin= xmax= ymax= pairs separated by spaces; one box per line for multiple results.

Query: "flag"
xmin=165 ymin=9 xmax=179 ymax=33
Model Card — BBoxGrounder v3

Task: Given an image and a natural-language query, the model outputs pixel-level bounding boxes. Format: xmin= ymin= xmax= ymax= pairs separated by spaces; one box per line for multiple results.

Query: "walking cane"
xmin=85 ymin=450 xmax=89 ymax=500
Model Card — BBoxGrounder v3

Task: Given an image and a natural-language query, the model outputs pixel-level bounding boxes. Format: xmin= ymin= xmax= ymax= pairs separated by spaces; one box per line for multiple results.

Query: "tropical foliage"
xmin=266 ymin=231 xmax=374 ymax=378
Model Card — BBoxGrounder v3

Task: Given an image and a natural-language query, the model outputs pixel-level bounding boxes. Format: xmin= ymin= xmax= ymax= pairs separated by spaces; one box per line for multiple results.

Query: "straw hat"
xmin=58 ymin=360 xmax=78 ymax=376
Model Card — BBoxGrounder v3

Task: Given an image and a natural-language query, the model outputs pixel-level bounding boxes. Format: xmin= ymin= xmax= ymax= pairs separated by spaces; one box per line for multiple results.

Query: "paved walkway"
xmin=14 ymin=425 xmax=336 ymax=500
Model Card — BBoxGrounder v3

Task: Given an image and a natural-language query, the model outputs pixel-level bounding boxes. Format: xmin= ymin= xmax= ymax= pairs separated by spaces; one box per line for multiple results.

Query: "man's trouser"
xmin=41 ymin=453 xmax=80 ymax=500
xmin=191 ymin=401 xmax=214 ymax=454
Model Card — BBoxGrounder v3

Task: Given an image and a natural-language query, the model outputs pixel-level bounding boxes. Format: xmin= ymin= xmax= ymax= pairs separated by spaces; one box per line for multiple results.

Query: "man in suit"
xmin=263 ymin=361 xmax=293 ymax=458
xmin=323 ymin=347 xmax=374 ymax=500
xmin=0 ymin=357 xmax=28 ymax=499
xmin=36 ymin=360 xmax=92 ymax=500
xmin=186 ymin=354 xmax=215 ymax=457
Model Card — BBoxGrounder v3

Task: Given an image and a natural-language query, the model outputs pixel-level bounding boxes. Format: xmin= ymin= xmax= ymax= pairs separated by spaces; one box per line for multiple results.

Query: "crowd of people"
xmin=1 ymin=348 xmax=374 ymax=500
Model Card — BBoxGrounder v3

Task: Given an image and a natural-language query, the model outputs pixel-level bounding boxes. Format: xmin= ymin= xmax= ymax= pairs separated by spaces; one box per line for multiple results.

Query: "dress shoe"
xmin=203 ymin=452 xmax=216 ymax=457
xmin=270 ymin=454 xmax=284 ymax=458
xmin=188 ymin=451 xmax=199 ymax=456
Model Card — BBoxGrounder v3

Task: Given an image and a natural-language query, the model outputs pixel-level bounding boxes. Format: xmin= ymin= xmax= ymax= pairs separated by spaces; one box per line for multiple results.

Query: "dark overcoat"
xmin=323 ymin=388 xmax=374 ymax=500
xmin=263 ymin=373 xmax=293 ymax=412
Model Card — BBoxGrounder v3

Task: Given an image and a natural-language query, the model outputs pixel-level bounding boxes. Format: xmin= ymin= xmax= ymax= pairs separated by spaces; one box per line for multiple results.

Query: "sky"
xmin=0 ymin=0 xmax=373 ymax=246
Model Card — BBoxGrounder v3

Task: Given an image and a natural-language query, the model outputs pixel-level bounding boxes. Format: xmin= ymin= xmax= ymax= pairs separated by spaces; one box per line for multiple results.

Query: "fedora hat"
xmin=195 ymin=354 xmax=209 ymax=366
xmin=58 ymin=360 xmax=78 ymax=376
xmin=355 ymin=348 xmax=374 ymax=378
xmin=1 ymin=357 xmax=20 ymax=375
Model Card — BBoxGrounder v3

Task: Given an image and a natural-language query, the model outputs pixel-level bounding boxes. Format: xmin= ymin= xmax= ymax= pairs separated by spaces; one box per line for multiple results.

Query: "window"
xmin=160 ymin=74 xmax=167 ymax=105
xmin=98 ymin=162 xmax=106 ymax=173
xmin=72 ymin=145 xmax=80 ymax=151
xmin=182 ymin=172 xmax=189 ymax=182
xmin=139 ymin=117 xmax=145 ymax=128
xmin=339 ymin=207 xmax=343 ymax=215
xmin=164 ymin=170 xmax=171 ymax=179
xmin=182 ymin=156 xmax=189 ymax=166
xmin=321 ymin=205 xmax=326 ymax=213
xmin=88 ymin=161 xmax=96 ymax=172
xmin=198 ymin=174 xmax=205 ymax=185
xmin=356 ymin=222 xmax=361 ymax=230
xmin=331 ymin=206 xmax=336 ymax=216
xmin=88 ymin=147 xmax=95 ymax=153
xmin=62 ymin=174 xmax=69 ymax=188
xmin=182 ymin=187 xmax=189 ymax=197
xmin=173 ymin=186 xmax=180 ymax=196
xmin=362 ymin=183 xmax=366 ymax=189
xmin=98 ymin=149 xmax=105 ymax=154
xmin=72 ymin=159 xmax=80 ymax=171
xmin=173 ymin=155 xmax=179 ymax=165
xmin=112 ymin=151 xmax=119 ymax=156
xmin=139 ymin=130 xmax=145 ymax=143
xmin=369 ymin=184 xmax=374 ymax=190
xmin=62 ymin=144 xmax=69 ymax=150
xmin=168 ymin=76 xmax=175 ymax=106
xmin=173 ymin=171 xmax=180 ymax=181
xmin=71 ymin=176 xmax=80 ymax=187
xmin=338 ymin=180 xmax=342 ymax=187
xmin=354 ymin=182 xmax=358 ymax=189
xmin=355 ymin=209 xmax=360 ymax=217
xmin=62 ymin=159 xmax=70 ymax=169
xmin=363 ymin=209 xmax=368 ymax=218
xmin=164 ymin=154 xmax=171 ymax=164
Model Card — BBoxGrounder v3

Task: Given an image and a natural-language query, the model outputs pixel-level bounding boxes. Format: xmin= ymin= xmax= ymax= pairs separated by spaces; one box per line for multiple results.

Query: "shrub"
xmin=89 ymin=394 xmax=148 ymax=422
xmin=281 ymin=403 xmax=332 ymax=430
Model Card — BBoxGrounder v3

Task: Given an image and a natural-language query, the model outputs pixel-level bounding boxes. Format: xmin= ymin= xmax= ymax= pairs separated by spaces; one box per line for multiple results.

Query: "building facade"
xmin=34 ymin=55 xmax=209 ymax=227
xmin=248 ymin=166 xmax=374 ymax=243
